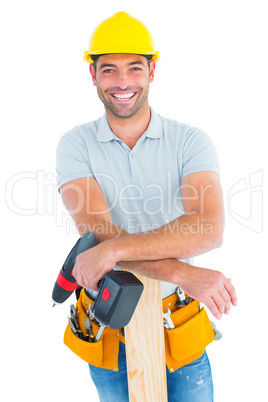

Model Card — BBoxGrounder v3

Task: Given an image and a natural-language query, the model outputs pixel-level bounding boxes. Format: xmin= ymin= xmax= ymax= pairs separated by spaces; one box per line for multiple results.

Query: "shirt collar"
xmin=96 ymin=114 xmax=116 ymax=142
xmin=144 ymin=108 xmax=162 ymax=139
xmin=96 ymin=108 xmax=163 ymax=143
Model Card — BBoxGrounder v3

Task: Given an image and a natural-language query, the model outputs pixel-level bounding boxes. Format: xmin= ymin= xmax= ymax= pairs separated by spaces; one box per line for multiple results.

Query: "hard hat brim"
xmin=84 ymin=50 xmax=160 ymax=64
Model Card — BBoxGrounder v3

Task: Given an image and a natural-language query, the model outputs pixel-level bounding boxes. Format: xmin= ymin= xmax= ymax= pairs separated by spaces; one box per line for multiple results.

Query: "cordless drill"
xmin=52 ymin=231 xmax=98 ymax=305
xmin=52 ymin=232 xmax=144 ymax=328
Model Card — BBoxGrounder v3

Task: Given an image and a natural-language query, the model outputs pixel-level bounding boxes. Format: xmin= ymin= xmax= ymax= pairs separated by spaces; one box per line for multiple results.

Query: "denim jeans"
xmin=89 ymin=342 xmax=214 ymax=402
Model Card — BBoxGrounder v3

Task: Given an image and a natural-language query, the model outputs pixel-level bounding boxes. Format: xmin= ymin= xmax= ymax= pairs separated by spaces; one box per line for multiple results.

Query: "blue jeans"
xmin=89 ymin=342 xmax=214 ymax=401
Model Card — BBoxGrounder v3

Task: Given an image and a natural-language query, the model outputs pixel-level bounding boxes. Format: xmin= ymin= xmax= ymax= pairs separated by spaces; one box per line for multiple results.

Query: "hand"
xmin=179 ymin=266 xmax=238 ymax=320
xmin=72 ymin=241 xmax=116 ymax=291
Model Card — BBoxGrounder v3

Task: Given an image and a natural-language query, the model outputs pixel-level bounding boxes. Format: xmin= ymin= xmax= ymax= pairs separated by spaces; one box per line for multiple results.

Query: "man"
xmin=56 ymin=11 xmax=237 ymax=401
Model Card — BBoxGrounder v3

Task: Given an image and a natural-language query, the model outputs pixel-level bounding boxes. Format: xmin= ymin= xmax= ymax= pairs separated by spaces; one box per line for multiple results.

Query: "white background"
xmin=1 ymin=0 xmax=267 ymax=401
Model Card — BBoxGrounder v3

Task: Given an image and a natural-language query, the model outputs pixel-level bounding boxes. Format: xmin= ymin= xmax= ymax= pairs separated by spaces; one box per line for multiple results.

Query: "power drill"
xmin=52 ymin=231 xmax=98 ymax=306
xmin=52 ymin=232 xmax=144 ymax=328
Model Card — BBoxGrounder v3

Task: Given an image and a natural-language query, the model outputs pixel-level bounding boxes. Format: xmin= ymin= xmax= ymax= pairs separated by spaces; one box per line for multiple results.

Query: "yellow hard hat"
xmin=84 ymin=11 xmax=160 ymax=63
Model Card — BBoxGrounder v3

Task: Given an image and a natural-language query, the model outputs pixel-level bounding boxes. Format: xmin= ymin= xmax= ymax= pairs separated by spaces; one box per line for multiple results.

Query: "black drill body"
xmin=52 ymin=232 xmax=144 ymax=328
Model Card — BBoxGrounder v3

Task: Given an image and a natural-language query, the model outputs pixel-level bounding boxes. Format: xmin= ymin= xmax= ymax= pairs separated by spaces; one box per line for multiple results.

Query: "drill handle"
xmin=52 ymin=232 xmax=98 ymax=305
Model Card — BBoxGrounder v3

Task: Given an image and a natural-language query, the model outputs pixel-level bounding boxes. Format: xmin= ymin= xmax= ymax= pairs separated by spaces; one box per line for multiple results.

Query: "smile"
xmin=111 ymin=92 xmax=136 ymax=101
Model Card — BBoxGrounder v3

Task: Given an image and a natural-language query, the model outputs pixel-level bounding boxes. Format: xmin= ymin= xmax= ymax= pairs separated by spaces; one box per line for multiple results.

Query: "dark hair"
xmin=92 ymin=54 xmax=152 ymax=71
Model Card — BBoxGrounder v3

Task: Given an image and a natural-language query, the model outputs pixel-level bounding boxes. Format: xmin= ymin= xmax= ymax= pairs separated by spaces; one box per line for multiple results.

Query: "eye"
xmin=102 ymin=69 xmax=114 ymax=74
xmin=131 ymin=67 xmax=142 ymax=71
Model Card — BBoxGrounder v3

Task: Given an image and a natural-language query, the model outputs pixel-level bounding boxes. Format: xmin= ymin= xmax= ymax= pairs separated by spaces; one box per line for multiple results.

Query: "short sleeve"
xmin=56 ymin=134 xmax=94 ymax=191
xmin=182 ymin=128 xmax=220 ymax=178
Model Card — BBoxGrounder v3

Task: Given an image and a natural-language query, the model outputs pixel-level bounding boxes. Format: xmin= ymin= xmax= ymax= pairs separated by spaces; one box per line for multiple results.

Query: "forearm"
xmin=74 ymin=240 xmax=238 ymax=320
xmin=75 ymin=215 xmax=185 ymax=279
xmin=75 ymin=215 xmax=197 ymax=287
xmin=117 ymin=256 xmax=181 ymax=284
xmin=75 ymin=209 xmax=223 ymax=280
xmin=106 ymin=212 xmax=224 ymax=264
xmin=75 ymin=211 xmax=225 ymax=294
xmin=76 ymin=216 xmax=126 ymax=242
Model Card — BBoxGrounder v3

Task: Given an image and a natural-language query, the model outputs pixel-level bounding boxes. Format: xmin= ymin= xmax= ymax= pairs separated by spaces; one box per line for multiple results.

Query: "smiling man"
xmin=56 ymin=11 xmax=237 ymax=402
xmin=92 ymin=55 xmax=153 ymax=119
xmin=89 ymin=53 xmax=155 ymax=150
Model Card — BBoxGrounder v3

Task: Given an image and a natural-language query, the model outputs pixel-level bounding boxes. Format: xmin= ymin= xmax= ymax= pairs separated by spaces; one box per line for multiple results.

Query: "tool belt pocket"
xmin=63 ymin=289 xmax=121 ymax=371
xmin=64 ymin=318 xmax=103 ymax=366
xmin=163 ymin=297 xmax=215 ymax=372
xmin=167 ymin=306 xmax=214 ymax=361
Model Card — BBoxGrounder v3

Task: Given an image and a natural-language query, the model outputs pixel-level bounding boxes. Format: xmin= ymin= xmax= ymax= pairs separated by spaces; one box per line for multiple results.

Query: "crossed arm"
xmin=60 ymin=172 xmax=237 ymax=319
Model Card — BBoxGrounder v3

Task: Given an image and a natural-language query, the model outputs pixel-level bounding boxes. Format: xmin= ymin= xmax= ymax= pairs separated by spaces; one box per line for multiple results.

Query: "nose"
xmin=115 ymin=71 xmax=130 ymax=90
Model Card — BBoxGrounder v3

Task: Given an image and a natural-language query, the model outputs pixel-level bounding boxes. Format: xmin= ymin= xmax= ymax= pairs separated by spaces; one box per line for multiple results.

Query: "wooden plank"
xmin=125 ymin=275 xmax=167 ymax=402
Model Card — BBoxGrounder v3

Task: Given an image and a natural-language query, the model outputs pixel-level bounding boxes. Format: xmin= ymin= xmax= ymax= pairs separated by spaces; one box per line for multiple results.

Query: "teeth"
xmin=112 ymin=93 xmax=135 ymax=100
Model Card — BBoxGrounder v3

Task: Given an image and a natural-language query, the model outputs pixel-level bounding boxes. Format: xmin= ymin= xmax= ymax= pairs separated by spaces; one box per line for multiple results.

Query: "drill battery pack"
xmin=93 ymin=271 xmax=144 ymax=329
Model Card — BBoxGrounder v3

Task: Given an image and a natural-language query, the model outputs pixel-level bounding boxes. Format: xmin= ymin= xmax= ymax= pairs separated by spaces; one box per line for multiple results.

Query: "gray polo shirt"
xmin=56 ymin=108 xmax=220 ymax=298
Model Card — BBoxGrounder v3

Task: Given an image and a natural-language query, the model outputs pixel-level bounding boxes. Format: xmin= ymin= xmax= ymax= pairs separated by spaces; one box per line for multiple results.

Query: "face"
xmin=89 ymin=54 xmax=155 ymax=119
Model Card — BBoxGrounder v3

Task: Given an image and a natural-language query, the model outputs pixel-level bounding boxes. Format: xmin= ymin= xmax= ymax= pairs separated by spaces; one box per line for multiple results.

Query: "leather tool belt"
xmin=64 ymin=288 xmax=215 ymax=373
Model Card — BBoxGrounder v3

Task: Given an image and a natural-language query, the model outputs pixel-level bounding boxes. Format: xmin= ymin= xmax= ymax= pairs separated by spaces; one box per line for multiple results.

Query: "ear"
xmin=149 ymin=60 xmax=156 ymax=83
xmin=89 ymin=64 xmax=97 ymax=86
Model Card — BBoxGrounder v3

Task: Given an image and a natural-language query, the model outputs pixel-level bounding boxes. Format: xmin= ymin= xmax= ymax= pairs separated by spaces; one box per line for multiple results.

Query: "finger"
xmin=206 ymin=298 xmax=223 ymax=320
xmin=73 ymin=262 xmax=88 ymax=288
xmin=219 ymin=287 xmax=232 ymax=314
xmin=211 ymin=292 xmax=225 ymax=318
xmin=80 ymin=271 xmax=100 ymax=292
xmin=88 ymin=281 xmax=99 ymax=292
xmin=73 ymin=266 xmax=81 ymax=284
xmin=75 ymin=273 xmax=85 ymax=288
xmin=225 ymin=279 xmax=238 ymax=306
xmin=72 ymin=263 xmax=77 ymax=279
xmin=224 ymin=298 xmax=231 ymax=314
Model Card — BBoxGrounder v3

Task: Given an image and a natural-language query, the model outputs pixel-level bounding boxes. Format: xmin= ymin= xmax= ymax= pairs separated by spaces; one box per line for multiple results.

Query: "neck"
xmin=105 ymin=104 xmax=151 ymax=149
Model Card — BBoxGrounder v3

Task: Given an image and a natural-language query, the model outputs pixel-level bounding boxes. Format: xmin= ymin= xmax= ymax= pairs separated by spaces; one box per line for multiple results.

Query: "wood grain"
xmin=125 ymin=275 xmax=167 ymax=401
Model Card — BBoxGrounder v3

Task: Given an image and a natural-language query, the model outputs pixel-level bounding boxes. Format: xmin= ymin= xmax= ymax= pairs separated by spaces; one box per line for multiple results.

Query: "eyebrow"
xmin=99 ymin=60 xmax=146 ymax=69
